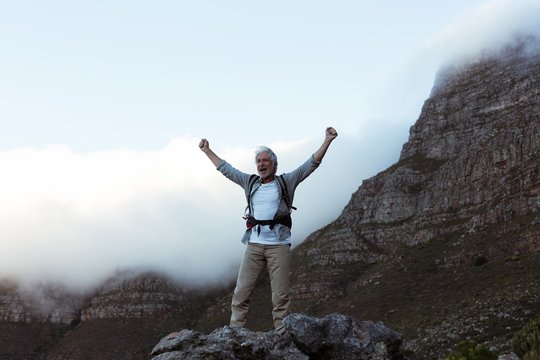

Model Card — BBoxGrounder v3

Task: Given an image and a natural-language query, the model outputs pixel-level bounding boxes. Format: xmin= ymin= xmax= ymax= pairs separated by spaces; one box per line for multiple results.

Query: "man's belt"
xmin=245 ymin=215 xmax=292 ymax=235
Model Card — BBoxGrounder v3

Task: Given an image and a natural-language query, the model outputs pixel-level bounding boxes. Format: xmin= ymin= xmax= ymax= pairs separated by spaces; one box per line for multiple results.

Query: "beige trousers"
xmin=230 ymin=243 xmax=291 ymax=334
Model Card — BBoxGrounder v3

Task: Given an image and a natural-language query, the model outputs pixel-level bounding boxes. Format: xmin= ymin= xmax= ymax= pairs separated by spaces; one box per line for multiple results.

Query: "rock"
xmin=151 ymin=326 xmax=307 ymax=360
xmin=498 ymin=353 xmax=520 ymax=360
xmin=151 ymin=313 xmax=404 ymax=360
xmin=283 ymin=313 xmax=403 ymax=360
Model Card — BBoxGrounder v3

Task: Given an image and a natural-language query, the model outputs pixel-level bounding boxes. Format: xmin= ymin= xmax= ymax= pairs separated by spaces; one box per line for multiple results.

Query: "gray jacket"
xmin=216 ymin=155 xmax=321 ymax=243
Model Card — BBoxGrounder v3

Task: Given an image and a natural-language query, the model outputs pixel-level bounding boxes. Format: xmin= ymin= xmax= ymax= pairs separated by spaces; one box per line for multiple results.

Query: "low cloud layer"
xmin=0 ymin=131 xmax=404 ymax=290
xmin=424 ymin=0 xmax=540 ymax=65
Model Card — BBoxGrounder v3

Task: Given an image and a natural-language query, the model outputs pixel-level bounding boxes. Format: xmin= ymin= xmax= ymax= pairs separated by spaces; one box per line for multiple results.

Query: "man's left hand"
xmin=325 ymin=127 xmax=338 ymax=141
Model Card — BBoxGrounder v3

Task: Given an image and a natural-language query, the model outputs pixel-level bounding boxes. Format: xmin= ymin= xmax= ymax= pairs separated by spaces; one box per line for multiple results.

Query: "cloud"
xmin=424 ymin=0 xmax=540 ymax=65
xmin=0 ymin=138 xmax=241 ymax=288
xmin=364 ymin=0 xmax=540 ymax=137
xmin=0 ymin=129 xmax=405 ymax=290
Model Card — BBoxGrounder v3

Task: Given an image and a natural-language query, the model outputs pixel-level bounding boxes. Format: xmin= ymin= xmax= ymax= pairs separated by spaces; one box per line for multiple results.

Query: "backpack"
xmin=244 ymin=174 xmax=296 ymax=230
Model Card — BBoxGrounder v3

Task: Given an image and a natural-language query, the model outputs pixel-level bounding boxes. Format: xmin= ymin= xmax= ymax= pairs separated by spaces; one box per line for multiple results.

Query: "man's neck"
xmin=261 ymin=175 xmax=275 ymax=184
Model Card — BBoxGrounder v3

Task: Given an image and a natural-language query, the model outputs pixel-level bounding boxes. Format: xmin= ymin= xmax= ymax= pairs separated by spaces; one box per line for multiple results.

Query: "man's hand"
xmin=199 ymin=138 xmax=223 ymax=167
xmin=325 ymin=127 xmax=338 ymax=142
xmin=199 ymin=138 xmax=210 ymax=153
xmin=314 ymin=127 xmax=338 ymax=162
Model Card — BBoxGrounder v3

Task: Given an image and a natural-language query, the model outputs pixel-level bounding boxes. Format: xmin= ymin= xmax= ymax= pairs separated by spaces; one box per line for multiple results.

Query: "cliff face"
xmin=291 ymin=39 xmax=539 ymax=287
xmin=286 ymin=40 xmax=540 ymax=358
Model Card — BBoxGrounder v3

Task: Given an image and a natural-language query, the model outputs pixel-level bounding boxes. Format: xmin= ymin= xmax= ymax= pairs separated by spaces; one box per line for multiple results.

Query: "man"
xmin=199 ymin=127 xmax=338 ymax=334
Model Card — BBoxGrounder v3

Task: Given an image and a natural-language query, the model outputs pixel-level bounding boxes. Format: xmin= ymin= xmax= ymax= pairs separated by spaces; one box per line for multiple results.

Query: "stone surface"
xmin=151 ymin=327 xmax=307 ymax=360
xmin=151 ymin=313 xmax=404 ymax=360
xmin=283 ymin=313 xmax=403 ymax=360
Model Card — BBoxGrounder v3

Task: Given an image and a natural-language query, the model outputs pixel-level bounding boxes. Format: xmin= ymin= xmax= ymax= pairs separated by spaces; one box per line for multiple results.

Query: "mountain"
xmin=0 ymin=272 xmax=231 ymax=359
xmin=288 ymin=38 xmax=540 ymax=358
xmin=1 ymin=37 xmax=539 ymax=359
xmin=196 ymin=37 xmax=540 ymax=358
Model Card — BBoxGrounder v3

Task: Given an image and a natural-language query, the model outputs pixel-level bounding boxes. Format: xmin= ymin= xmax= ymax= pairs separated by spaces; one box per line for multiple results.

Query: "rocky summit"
xmin=0 ymin=37 xmax=539 ymax=360
xmin=151 ymin=313 xmax=404 ymax=360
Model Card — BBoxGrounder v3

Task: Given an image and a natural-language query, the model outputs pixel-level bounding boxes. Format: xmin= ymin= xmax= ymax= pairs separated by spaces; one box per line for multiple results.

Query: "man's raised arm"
xmin=313 ymin=127 xmax=338 ymax=162
xmin=199 ymin=138 xmax=223 ymax=167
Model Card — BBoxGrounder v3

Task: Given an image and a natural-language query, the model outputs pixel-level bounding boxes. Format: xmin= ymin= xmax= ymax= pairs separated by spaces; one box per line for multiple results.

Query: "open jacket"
xmin=216 ymin=155 xmax=321 ymax=244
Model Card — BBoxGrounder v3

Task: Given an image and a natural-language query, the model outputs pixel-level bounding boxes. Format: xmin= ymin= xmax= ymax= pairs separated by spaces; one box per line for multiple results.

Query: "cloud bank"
xmin=0 ymin=131 xmax=403 ymax=290
xmin=424 ymin=0 xmax=540 ymax=65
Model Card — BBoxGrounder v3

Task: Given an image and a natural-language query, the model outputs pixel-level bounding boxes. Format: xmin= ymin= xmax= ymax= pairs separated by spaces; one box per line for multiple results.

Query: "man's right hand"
xmin=199 ymin=138 xmax=223 ymax=166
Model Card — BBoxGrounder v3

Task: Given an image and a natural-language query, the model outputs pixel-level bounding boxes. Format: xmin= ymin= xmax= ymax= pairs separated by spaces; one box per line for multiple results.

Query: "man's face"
xmin=256 ymin=152 xmax=276 ymax=183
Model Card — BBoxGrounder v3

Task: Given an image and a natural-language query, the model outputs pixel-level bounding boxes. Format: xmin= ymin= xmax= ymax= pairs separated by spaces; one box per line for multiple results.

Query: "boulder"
xmin=151 ymin=313 xmax=404 ymax=359
xmin=283 ymin=313 xmax=403 ymax=359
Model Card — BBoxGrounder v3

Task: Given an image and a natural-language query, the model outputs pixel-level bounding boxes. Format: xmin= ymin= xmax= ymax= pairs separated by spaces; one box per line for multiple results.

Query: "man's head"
xmin=254 ymin=146 xmax=278 ymax=183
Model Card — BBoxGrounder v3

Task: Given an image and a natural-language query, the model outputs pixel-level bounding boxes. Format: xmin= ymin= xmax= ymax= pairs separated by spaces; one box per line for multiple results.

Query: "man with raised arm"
xmin=199 ymin=127 xmax=338 ymax=335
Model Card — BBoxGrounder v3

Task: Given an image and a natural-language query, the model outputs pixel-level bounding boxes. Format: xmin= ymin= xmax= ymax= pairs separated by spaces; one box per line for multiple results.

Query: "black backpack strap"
xmin=276 ymin=175 xmax=297 ymax=211
xmin=244 ymin=174 xmax=260 ymax=218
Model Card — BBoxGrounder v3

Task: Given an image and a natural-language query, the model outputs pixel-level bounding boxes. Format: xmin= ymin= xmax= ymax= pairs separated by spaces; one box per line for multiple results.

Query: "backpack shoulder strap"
xmin=245 ymin=174 xmax=260 ymax=216
xmin=277 ymin=175 xmax=297 ymax=211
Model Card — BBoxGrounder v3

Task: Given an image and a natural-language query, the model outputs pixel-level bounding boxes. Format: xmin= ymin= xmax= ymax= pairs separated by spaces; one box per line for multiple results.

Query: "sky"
xmin=1 ymin=0 xmax=539 ymax=290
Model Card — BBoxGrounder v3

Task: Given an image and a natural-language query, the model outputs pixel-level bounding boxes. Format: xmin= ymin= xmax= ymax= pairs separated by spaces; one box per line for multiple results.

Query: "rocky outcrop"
xmin=80 ymin=271 xmax=193 ymax=321
xmin=151 ymin=313 xmax=404 ymax=360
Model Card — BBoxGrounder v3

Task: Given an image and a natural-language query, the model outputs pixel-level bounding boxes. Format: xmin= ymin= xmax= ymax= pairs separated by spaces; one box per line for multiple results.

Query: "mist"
xmin=0 ymin=128 xmax=406 ymax=291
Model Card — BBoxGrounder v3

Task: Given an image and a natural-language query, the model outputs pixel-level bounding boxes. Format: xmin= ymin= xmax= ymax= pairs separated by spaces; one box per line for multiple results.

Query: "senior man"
xmin=199 ymin=127 xmax=338 ymax=334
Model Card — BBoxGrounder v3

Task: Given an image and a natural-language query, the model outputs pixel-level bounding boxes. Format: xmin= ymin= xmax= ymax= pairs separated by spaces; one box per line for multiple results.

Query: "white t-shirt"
xmin=248 ymin=181 xmax=290 ymax=245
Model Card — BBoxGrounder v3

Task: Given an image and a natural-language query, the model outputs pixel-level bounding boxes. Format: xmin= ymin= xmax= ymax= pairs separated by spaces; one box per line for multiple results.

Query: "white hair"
xmin=254 ymin=146 xmax=278 ymax=168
